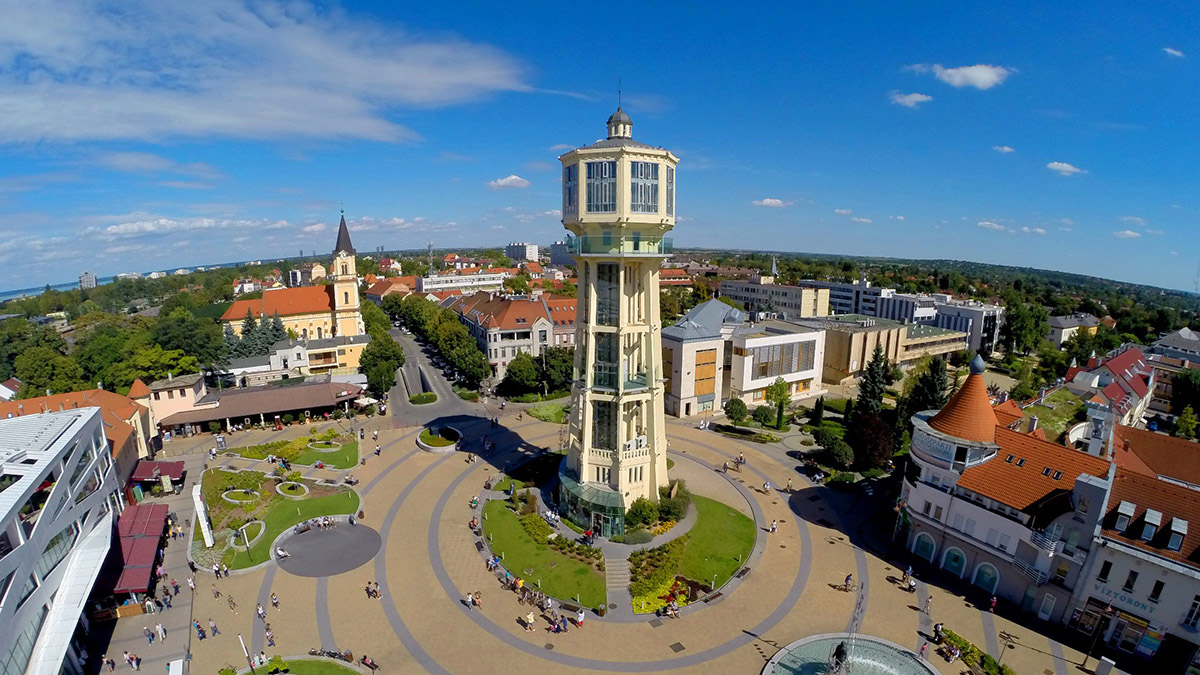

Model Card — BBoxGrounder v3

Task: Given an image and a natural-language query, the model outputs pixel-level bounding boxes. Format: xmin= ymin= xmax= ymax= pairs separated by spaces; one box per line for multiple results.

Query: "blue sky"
xmin=0 ymin=1 xmax=1197 ymax=292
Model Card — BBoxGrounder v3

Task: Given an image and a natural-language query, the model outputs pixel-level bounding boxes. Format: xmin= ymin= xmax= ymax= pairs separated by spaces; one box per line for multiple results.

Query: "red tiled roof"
xmin=929 ymin=372 xmax=999 ymax=443
xmin=523 ymin=262 xmax=543 ymax=274
xmin=447 ymin=292 xmax=552 ymax=331
xmin=221 ymin=286 xmax=335 ymax=321
xmin=2 ymin=377 xmax=21 ymax=391
xmin=992 ymin=399 xmax=1024 ymax=428
xmin=1114 ymin=425 xmax=1200 ymax=486
xmin=1102 ymin=468 xmax=1200 ymax=569
xmin=127 ymin=379 xmax=151 ymax=398
xmin=958 ymin=426 xmax=1111 ymax=510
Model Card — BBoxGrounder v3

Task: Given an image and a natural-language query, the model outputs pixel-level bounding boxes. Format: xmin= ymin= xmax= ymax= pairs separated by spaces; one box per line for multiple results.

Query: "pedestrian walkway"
xmin=603 ymin=558 xmax=631 ymax=616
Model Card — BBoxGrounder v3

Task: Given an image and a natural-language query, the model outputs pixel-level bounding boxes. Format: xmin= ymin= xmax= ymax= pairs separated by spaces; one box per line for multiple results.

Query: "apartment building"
xmin=0 ymin=409 xmax=123 ymax=675
xmin=549 ymin=240 xmax=574 ymax=266
xmin=1048 ymin=313 xmax=1101 ymax=348
xmin=719 ymin=274 xmax=830 ymax=319
xmin=800 ymin=278 xmax=893 ymax=315
xmin=443 ymin=292 xmax=572 ymax=378
xmin=505 ymin=242 xmax=540 ymax=262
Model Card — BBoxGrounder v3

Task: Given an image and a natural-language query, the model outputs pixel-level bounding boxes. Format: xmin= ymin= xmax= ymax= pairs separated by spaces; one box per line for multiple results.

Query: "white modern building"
xmin=77 ymin=272 xmax=97 ymax=291
xmin=0 ymin=408 xmax=122 ymax=675
xmin=415 ymin=271 xmax=506 ymax=294
xmin=505 ymin=242 xmax=539 ymax=262
xmin=800 ymin=278 xmax=892 ymax=316
xmin=719 ymin=275 xmax=830 ymax=319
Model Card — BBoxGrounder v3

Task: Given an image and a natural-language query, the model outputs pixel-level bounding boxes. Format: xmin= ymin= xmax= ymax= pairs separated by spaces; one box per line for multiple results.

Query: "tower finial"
xmin=618 ymin=77 xmax=622 ymax=109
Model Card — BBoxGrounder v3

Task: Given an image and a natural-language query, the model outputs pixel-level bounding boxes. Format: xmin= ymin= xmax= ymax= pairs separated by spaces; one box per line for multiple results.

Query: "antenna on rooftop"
xmin=618 ymin=77 xmax=622 ymax=108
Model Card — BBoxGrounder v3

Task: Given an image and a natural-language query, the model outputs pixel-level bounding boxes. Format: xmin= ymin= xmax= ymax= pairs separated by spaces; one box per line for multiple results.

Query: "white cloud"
xmin=96 ymin=152 xmax=221 ymax=179
xmin=0 ymin=1 xmax=527 ymax=143
xmin=487 ymin=175 xmax=530 ymax=190
xmin=1020 ymin=227 xmax=1047 ymax=235
xmin=908 ymin=64 xmax=1015 ymax=90
xmin=889 ymin=215 xmax=905 ymax=221
xmin=302 ymin=223 xmax=326 ymax=233
xmin=992 ymin=145 xmax=1015 ymax=153
xmin=889 ymin=91 xmax=933 ymax=108
xmin=834 ymin=209 xmax=852 ymax=215
xmin=156 ymin=181 xmax=214 ymax=190
xmin=752 ymin=198 xmax=794 ymax=208
xmin=1046 ymin=161 xmax=1086 ymax=176
xmin=1112 ymin=229 xmax=1141 ymax=239
xmin=1120 ymin=216 xmax=1147 ymax=227
xmin=1061 ymin=218 xmax=1074 ymax=225
xmin=1146 ymin=229 xmax=1164 ymax=235
xmin=850 ymin=217 xmax=873 ymax=224
xmin=977 ymin=221 xmax=1006 ymax=230
xmin=549 ymin=144 xmax=574 ymax=152
xmin=1164 ymin=47 xmax=1186 ymax=58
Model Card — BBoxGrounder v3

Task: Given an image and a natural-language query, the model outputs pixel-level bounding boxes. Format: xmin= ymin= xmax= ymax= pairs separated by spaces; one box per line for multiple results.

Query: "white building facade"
xmin=505 ymin=242 xmax=540 ymax=262
xmin=0 ymin=409 xmax=123 ymax=675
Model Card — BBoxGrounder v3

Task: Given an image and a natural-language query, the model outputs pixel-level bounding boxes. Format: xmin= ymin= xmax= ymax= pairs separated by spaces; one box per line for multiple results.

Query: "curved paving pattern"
xmin=277 ymin=525 xmax=382 ymax=578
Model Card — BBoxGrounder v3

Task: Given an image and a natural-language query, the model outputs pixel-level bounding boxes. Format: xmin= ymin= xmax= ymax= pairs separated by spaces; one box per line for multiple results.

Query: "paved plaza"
xmin=95 ymin=342 xmax=1119 ymax=675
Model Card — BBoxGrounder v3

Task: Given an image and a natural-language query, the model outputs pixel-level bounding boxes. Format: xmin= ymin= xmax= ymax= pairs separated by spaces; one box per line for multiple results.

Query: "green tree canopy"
xmin=1176 ymin=405 xmax=1198 ymax=440
xmin=15 ymin=346 xmax=85 ymax=397
xmin=765 ymin=376 xmax=790 ymax=428
xmin=723 ymin=397 xmax=748 ymax=424
xmin=909 ymin=356 xmax=951 ymax=413
xmin=500 ymin=352 xmax=540 ymax=395
xmin=856 ymin=345 xmax=888 ymax=417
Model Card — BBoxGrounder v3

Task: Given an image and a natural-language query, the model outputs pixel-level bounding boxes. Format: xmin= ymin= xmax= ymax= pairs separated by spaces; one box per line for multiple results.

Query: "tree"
xmin=1177 ymin=405 xmax=1198 ymax=440
xmin=0 ymin=318 xmax=68 ymax=381
xmin=723 ymin=398 xmax=748 ymax=425
xmin=365 ymin=361 xmax=397 ymax=398
xmin=625 ymin=498 xmax=659 ymax=527
xmin=540 ymin=347 xmax=575 ymax=393
xmin=909 ymin=357 xmax=950 ymax=413
xmin=266 ymin=313 xmax=288 ymax=346
xmin=764 ymin=376 xmax=790 ymax=429
xmin=362 ymin=301 xmax=390 ymax=336
xmin=828 ymin=439 xmax=855 ymax=470
xmin=380 ymin=293 xmax=405 ymax=320
xmin=15 ymin=346 xmax=85 ymax=396
xmin=1170 ymin=369 xmax=1200 ymax=416
xmin=717 ymin=296 xmax=744 ymax=310
xmin=500 ymin=353 xmax=540 ymax=395
xmin=1001 ymin=298 xmax=1050 ymax=355
xmin=811 ymin=397 xmax=825 ymax=425
xmin=450 ymin=346 xmax=490 ymax=389
xmin=74 ymin=323 xmax=133 ymax=386
xmin=851 ymin=413 xmax=896 ymax=469
xmin=856 ymin=345 xmax=888 ymax=417
xmin=105 ymin=344 xmax=199 ymax=390
xmin=504 ymin=274 xmax=531 ymax=295
xmin=152 ymin=308 xmax=226 ymax=366
xmin=753 ymin=405 xmax=775 ymax=425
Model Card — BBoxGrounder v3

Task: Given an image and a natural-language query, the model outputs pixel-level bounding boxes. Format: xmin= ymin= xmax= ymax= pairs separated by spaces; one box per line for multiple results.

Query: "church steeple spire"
xmin=333 ymin=209 xmax=355 ymax=255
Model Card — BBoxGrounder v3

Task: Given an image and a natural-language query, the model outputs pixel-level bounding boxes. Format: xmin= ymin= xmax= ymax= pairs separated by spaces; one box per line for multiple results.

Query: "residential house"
xmin=1049 ymin=313 xmax=1101 ymax=348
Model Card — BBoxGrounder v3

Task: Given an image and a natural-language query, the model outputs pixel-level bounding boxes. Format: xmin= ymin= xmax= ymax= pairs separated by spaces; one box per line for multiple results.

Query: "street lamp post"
xmin=239 ymin=634 xmax=255 ymax=674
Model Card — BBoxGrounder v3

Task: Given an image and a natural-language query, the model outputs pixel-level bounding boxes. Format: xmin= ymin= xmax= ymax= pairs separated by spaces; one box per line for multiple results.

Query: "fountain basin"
xmin=763 ymin=634 xmax=940 ymax=675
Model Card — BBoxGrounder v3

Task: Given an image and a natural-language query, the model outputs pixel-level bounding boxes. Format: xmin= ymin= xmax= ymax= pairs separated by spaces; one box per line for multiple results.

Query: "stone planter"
xmin=275 ymin=481 xmax=310 ymax=499
xmin=221 ymin=489 xmax=260 ymax=504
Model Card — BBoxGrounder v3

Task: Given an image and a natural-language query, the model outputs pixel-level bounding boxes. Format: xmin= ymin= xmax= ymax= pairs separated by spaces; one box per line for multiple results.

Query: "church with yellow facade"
xmin=221 ymin=214 xmax=368 ymax=372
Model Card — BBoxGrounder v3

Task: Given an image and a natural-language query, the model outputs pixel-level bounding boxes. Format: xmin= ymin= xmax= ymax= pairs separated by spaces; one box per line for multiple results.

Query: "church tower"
xmin=556 ymin=107 xmax=678 ymax=536
xmin=331 ymin=212 xmax=363 ymax=337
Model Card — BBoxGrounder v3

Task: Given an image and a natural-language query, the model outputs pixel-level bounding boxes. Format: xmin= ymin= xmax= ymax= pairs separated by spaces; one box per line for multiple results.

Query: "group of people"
xmin=364 ymin=581 xmax=382 ymax=598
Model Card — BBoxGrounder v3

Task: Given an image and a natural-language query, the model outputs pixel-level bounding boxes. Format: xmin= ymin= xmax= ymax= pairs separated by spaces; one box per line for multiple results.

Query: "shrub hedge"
xmin=410 ymin=392 xmax=438 ymax=404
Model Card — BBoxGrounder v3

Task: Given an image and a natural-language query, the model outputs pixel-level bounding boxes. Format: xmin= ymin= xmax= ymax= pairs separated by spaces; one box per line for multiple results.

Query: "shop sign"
xmin=914 ymin=432 xmax=955 ymax=462
xmin=1092 ymin=583 xmax=1156 ymax=614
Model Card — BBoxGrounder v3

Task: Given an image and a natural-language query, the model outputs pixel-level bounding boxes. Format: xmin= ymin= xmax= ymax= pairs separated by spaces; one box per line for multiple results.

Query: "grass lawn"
xmin=420 ymin=428 xmax=456 ymax=447
xmin=528 ymin=402 xmax=569 ymax=424
xmin=1022 ymin=387 xmax=1085 ymax=441
xmin=677 ymin=495 xmax=756 ymax=589
xmin=483 ymin=500 xmax=605 ymax=608
xmin=294 ymin=441 xmax=359 ymax=469
xmin=224 ymin=491 xmax=360 ymax=568
xmin=281 ymin=659 xmax=359 ymax=675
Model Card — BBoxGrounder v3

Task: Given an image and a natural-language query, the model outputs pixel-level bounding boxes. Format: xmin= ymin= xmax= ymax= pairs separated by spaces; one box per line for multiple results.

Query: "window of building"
xmin=562 ymin=164 xmax=578 ymax=215
xmin=585 ymin=161 xmax=616 ymax=213
xmin=922 ymin=501 xmax=931 ymax=516
xmin=167 ymin=390 xmax=174 ymax=400
xmin=344 ymin=292 xmax=349 ymax=304
xmin=1169 ymin=531 xmax=1185 ymax=551
xmin=1141 ymin=523 xmax=1157 ymax=541
xmin=153 ymin=392 xmax=160 ymax=400
xmin=591 ymin=401 xmax=616 ymax=450
xmin=1185 ymin=596 xmax=1200 ymax=629
xmin=630 ymin=161 xmax=659 ymax=213
xmin=933 ymin=506 xmax=943 ymax=521
xmin=1122 ymin=570 xmax=1138 ymax=592
xmin=666 ymin=166 xmax=675 ymax=216
xmin=998 ymin=533 xmax=1011 ymax=551
xmin=1150 ymin=580 xmax=1165 ymax=603
xmin=1115 ymin=513 xmax=1131 ymax=532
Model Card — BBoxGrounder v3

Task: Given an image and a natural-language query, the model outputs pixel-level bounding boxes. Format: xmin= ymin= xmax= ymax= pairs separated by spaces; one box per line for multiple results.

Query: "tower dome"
xmin=928 ymin=357 xmax=998 ymax=443
xmin=606 ymin=107 xmax=632 ymax=139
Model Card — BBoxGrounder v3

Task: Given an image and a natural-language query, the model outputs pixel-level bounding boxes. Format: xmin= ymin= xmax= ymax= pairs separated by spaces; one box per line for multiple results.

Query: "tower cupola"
xmin=606 ymin=107 xmax=632 ymax=139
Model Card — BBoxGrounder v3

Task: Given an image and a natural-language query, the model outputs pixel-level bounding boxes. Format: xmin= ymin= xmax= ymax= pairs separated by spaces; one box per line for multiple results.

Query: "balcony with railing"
xmin=1012 ymin=556 xmax=1049 ymax=585
xmin=567 ymin=235 xmax=673 ymax=257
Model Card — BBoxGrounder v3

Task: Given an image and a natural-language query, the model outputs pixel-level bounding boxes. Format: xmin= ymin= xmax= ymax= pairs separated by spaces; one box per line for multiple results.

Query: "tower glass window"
xmin=585 ymin=161 xmax=617 ymax=213
xmin=563 ymin=164 xmax=578 ymax=215
xmin=595 ymin=263 xmax=619 ymax=326
xmin=666 ymin=166 xmax=675 ymax=216
xmin=591 ymin=401 xmax=617 ymax=450
xmin=630 ymin=161 xmax=659 ymax=213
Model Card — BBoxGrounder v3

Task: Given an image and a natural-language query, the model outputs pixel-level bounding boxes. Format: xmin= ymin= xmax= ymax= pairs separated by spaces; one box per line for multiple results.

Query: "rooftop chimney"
xmin=1028 ymin=416 xmax=1039 ymax=433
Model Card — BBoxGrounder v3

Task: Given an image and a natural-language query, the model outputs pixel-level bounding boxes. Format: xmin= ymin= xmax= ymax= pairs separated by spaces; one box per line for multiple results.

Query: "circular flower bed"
xmin=307 ymin=440 xmax=341 ymax=451
xmin=232 ymin=520 xmax=266 ymax=547
xmin=417 ymin=426 xmax=460 ymax=453
xmin=276 ymin=481 xmax=309 ymax=498
xmin=221 ymin=489 xmax=260 ymax=504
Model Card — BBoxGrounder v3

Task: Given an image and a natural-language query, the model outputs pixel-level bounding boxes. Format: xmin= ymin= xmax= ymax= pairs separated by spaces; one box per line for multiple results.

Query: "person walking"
xmin=221 ymin=563 xmax=229 ymax=578
xmin=923 ymin=596 xmax=932 ymax=614
xmin=211 ymin=563 xmax=220 ymax=577
xmin=105 ymin=656 xmax=116 ymax=672
xmin=162 ymin=594 xmax=172 ymax=610
xmin=989 ymin=595 xmax=997 ymax=612
xmin=209 ymin=619 xmax=220 ymax=636
xmin=170 ymin=579 xmax=179 ymax=595
xmin=266 ymin=627 xmax=276 ymax=647
xmin=271 ymin=592 xmax=279 ymax=610
xmin=576 ymin=609 xmax=585 ymax=628
xmin=770 ymin=519 xmax=778 ymax=533
xmin=465 ymin=592 xmax=474 ymax=610
xmin=918 ymin=642 xmax=928 ymax=659
xmin=156 ymin=623 xmax=166 ymax=643
xmin=786 ymin=478 xmax=793 ymax=493
xmin=187 ymin=576 xmax=195 ymax=592
xmin=211 ymin=584 xmax=220 ymax=599
xmin=257 ymin=603 xmax=266 ymax=621
xmin=558 ymin=616 xmax=568 ymax=633
xmin=142 ymin=627 xmax=153 ymax=645
xmin=525 ymin=610 xmax=536 ymax=632
xmin=374 ymin=445 xmax=380 ymax=456
xmin=473 ymin=590 xmax=482 ymax=610
xmin=373 ymin=429 xmax=378 ymax=441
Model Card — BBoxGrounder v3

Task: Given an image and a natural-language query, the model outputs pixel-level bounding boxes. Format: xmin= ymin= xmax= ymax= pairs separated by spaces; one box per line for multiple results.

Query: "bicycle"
xmin=839 ymin=581 xmax=858 ymax=593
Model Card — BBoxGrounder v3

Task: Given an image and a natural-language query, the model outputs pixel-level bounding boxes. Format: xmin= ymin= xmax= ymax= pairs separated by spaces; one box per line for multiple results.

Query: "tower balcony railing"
xmin=567 ymin=235 xmax=673 ymax=257
xmin=624 ymin=371 xmax=649 ymax=391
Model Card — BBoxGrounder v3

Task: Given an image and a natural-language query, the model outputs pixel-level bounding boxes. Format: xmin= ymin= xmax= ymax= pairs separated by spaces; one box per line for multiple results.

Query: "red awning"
xmin=130 ymin=460 xmax=186 ymax=482
xmin=113 ymin=564 xmax=155 ymax=594
xmin=117 ymin=503 xmax=168 ymax=538
xmin=119 ymin=536 xmax=159 ymax=568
